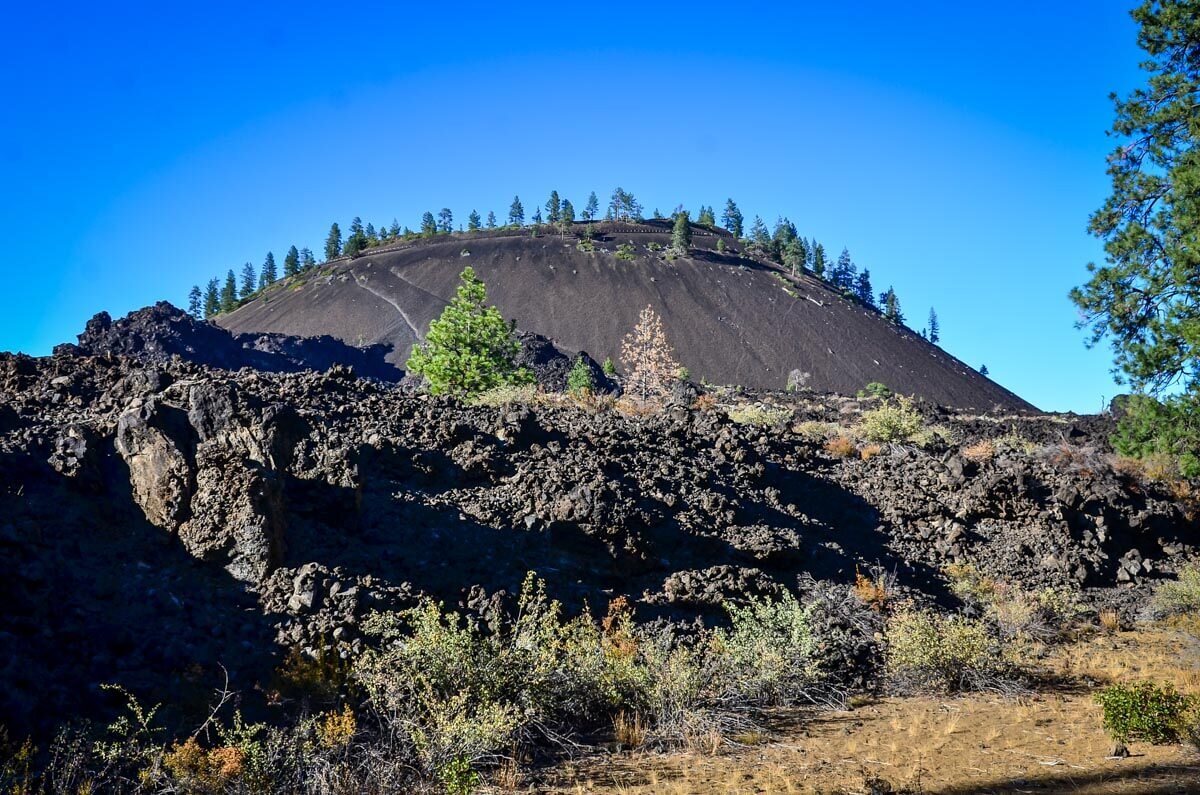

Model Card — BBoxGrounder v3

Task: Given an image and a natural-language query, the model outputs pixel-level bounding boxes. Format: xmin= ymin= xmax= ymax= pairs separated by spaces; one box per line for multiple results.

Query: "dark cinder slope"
xmin=220 ymin=223 xmax=1033 ymax=410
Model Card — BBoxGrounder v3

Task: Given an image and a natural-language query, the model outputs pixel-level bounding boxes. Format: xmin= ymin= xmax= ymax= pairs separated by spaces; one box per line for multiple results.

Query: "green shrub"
xmin=859 ymin=396 xmax=925 ymax=443
xmin=1095 ymin=682 xmax=1196 ymax=744
xmin=885 ymin=609 xmax=1012 ymax=693
xmin=602 ymin=357 xmax=617 ymax=376
xmin=1152 ymin=564 xmax=1200 ymax=619
xmin=615 ymin=243 xmax=637 ymax=260
xmin=713 ymin=592 xmax=820 ymax=705
xmin=857 ymin=382 xmax=892 ymax=399
xmin=727 ymin=404 xmax=791 ymax=427
xmin=944 ymin=564 xmax=1081 ymax=643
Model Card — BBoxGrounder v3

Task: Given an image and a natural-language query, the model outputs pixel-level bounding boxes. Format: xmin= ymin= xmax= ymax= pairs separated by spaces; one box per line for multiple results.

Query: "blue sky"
xmin=0 ymin=2 xmax=1144 ymax=412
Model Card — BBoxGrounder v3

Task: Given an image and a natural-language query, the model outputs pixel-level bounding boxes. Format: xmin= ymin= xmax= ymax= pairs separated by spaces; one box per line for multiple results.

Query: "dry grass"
xmin=542 ymin=628 xmax=1200 ymax=794
xmin=859 ymin=442 xmax=883 ymax=461
xmin=851 ymin=569 xmax=890 ymax=611
xmin=613 ymin=711 xmax=648 ymax=750
xmin=823 ymin=435 xmax=858 ymax=459
xmin=962 ymin=438 xmax=997 ymax=463
xmin=1099 ymin=609 xmax=1123 ymax=634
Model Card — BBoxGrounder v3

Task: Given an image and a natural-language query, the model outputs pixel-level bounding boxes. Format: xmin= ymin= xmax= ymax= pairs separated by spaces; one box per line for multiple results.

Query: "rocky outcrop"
xmin=0 ymin=329 xmax=1196 ymax=739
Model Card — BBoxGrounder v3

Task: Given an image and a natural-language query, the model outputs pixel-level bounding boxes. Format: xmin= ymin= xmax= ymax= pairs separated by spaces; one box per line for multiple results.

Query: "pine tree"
xmin=259 ymin=252 xmax=277 ymax=289
xmin=187 ymin=285 xmax=202 ymax=319
xmin=545 ymin=190 xmax=561 ymax=224
xmin=750 ymin=216 xmax=770 ymax=248
xmin=855 ymin=269 xmax=875 ymax=307
xmin=980 ymin=364 xmax=989 ymax=376
xmin=880 ymin=287 xmax=904 ymax=324
xmin=811 ymin=243 xmax=827 ymax=278
xmin=240 ymin=262 xmax=256 ymax=298
xmin=299 ymin=248 xmax=315 ymax=271
xmin=531 ymin=208 xmax=542 ymax=225
xmin=324 ymin=223 xmax=342 ymax=261
xmin=486 ymin=211 xmax=497 ymax=229
xmin=620 ymin=305 xmax=681 ymax=407
xmin=783 ymin=238 xmax=805 ymax=275
xmin=697 ymin=205 xmax=716 ymax=226
xmin=467 ymin=210 xmax=482 ymax=231
xmin=831 ymin=248 xmax=857 ymax=290
xmin=671 ymin=211 xmax=692 ymax=253
xmin=508 ymin=196 xmax=525 ymax=226
xmin=420 ymin=212 xmax=437 ymax=237
xmin=567 ymin=356 xmax=596 ymax=395
xmin=584 ymin=191 xmax=599 ymax=222
xmin=389 ymin=219 xmax=401 ymax=238
xmin=203 ymin=279 xmax=220 ymax=318
xmin=283 ymin=245 xmax=300 ymax=278
xmin=927 ymin=308 xmax=940 ymax=344
xmin=438 ymin=208 xmax=453 ymax=233
xmin=405 ymin=266 xmax=532 ymax=397
xmin=345 ymin=217 xmax=367 ymax=256
xmin=365 ymin=222 xmax=377 ymax=244
xmin=1070 ymin=1 xmax=1200 ymax=435
xmin=221 ymin=269 xmax=238 ymax=313
xmin=559 ymin=199 xmax=575 ymax=238
xmin=771 ymin=217 xmax=798 ymax=263
xmin=722 ymin=199 xmax=744 ymax=238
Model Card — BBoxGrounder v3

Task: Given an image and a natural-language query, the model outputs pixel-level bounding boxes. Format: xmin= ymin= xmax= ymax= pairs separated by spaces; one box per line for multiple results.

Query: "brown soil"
xmin=535 ymin=628 xmax=1200 ymax=794
xmin=218 ymin=223 xmax=1033 ymax=410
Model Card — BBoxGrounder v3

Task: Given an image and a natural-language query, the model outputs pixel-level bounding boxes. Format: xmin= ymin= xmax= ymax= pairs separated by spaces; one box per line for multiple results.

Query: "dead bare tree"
xmin=620 ymin=305 xmax=680 ymax=407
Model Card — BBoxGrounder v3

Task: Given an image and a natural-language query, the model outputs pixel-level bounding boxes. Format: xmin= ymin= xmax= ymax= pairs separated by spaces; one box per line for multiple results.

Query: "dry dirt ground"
xmin=534 ymin=627 xmax=1200 ymax=794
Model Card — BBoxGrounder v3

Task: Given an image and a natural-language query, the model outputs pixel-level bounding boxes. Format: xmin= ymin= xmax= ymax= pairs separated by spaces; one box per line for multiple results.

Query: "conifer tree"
xmin=980 ymin=364 xmax=989 ymax=376
xmin=324 ymin=222 xmax=342 ymax=261
xmin=240 ymin=262 xmax=256 ymax=298
xmin=621 ymin=305 xmax=681 ymax=407
xmin=389 ymin=219 xmax=401 ymax=238
xmin=486 ymin=211 xmax=497 ymax=229
xmin=722 ymin=199 xmax=744 ymax=238
xmin=299 ymin=248 xmax=315 ymax=271
xmin=345 ymin=218 xmax=367 ymax=256
xmin=559 ymin=199 xmax=575 ymax=237
xmin=783 ymin=238 xmax=805 ymax=275
xmin=1069 ymin=1 xmax=1200 ymax=477
xmin=259 ymin=252 xmax=277 ymax=288
xmin=771 ymin=218 xmax=798 ymax=264
xmin=927 ymin=308 xmax=940 ymax=344
xmin=671 ymin=211 xmax=692 ymax=253
xmin=532 ymin=208 xmax=542 ymax=225
xmin=880 ymin=287 xmax=904 ymax=324
xmin=831 ymin=248 xmax=857 ymax=289
xmin=697 ymin=205 xmax=716 ymax=226
xmin=584 ymin=191 xmax=599 ymax=222
xmin=187 ymin=285 xmax=202 ymax=319
xmin=467 ymin=210 xmax=482 ymax=231
xmin=204 ymin=279 xmax=220 ymax=318
xmin=811 ymin=243 xmax=827 ymax=278
xmin=405 ymin=266 xmax=531 ymax=397
xmin=567 ymin=356 xmax=596 ymax=395
xmin=545 ymin=190 xmax=561 ymax=224
xmin=750 ymin=216 xmax=770 ymax=248
xmin=508 ymin=196 xmax=525 ymax=226
xmin=365 ymin=222 xmax=377 ymax=244
xmin=420 ymin=212 xmax=437 ymax=237
xmin=855 ymin=269 xmax=875 ymax=307
xmin=283 ymin=245 xmax=300 ymax=278
xmin=221 ymin=269 xmax=238 ymax=313
xmin=438 ymin=208 xmax=453 ymax=233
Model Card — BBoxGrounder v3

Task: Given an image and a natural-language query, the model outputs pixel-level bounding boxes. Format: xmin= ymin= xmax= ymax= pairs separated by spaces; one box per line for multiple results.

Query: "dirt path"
xmin=536 ymin=629 xmax=1200 ymax=794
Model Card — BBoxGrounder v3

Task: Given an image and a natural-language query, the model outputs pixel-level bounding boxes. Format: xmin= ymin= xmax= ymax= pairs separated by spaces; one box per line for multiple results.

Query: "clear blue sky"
xmin=0 ymin=1 xmax=1145 ymax=412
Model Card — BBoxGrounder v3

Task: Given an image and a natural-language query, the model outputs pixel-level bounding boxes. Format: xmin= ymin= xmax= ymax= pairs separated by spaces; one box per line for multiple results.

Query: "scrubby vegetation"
xmin=1096 ymin=682 xmax=1197 ymax=746
xmin=858 ymin=395 xmax=926 ymax=443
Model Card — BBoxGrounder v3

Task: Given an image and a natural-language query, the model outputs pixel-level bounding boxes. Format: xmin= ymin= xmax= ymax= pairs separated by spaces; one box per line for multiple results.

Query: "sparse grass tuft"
xmin=823 ymin=435 xmax=858 ymax=459
xmin=727 ymin=404 xmax=791 ymax=427
xmin=1151 ymin=564 xmax=1200 ymax=620
xmin=471 ymin=383 xmax=539 ymax=407
xmin=961 ymin=439 xmax=996 ymax=463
